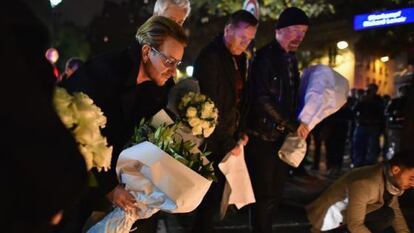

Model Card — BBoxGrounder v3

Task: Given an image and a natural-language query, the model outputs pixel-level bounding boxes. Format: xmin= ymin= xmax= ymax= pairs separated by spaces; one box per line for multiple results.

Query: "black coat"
xmin=247 ymin=40 xmax=301 ymax=141
xmin=2 ymin=1 xmax=87 ymax=232
xmin=61 ymin=42 xmax=174 ymax=194
xmin=194 ymin=35 xmax=248 ymax=161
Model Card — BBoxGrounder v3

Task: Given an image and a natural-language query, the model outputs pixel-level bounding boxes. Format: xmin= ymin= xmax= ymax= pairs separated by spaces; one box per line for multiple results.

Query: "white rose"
xmin=186 ymin=107 xmax=198 ymax=118
xmin=194 ymin=94 xmax=206 ymax=103
xmin=73 ymin=93 xmax=102 ymax=123
xmin=57 ymin=107 xmax=77 ymax=128
xmin=211 ymin=108 xmax=219 ymax=121
xmin=181 ymin=92 xmax=195 ymax=107
xmin=78 ymin=144 xmax=94 ymax=171
xmin=192 ymin=125 xmax=203 ymax=136
xmin=201 ymin=108 xmax=212 ymax=119
xmin=201 ymin=102 xmax=215 ymax=119
xmin=188 ymin=117 xmax=201 ymax=127
xmin=54 ymin=88 xmax=77 ymax=127
xmin=91 ymin=137 xmax=112 ymax=172
xmin=73 ymin=123 xmax=101 ymax=145
xmin=201 ymin=120 xmax=210 ymax=129
xmin=53 ymin=87 xmax=73 ymax=109
xmin=203 ymin=126 xmax=215 ymax=138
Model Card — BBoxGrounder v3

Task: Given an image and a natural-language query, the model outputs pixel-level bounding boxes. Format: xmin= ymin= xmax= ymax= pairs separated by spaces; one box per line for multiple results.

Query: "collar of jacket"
xmin=213 ymin=33 xmax=246 ymax=61
xmin=124 ymin=41 xmax=142 ymax=89
xmin=271 ymin=39 xmax=296 ymax=57
xmin=383 ymin=162 xmax=405 ymax=196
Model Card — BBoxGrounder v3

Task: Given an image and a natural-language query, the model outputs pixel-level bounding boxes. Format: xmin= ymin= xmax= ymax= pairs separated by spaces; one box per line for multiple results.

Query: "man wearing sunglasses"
xmin=191 ymin=10 xmax=258 ymax=233
xmin=59 ymin=16 xmax=188 ymax=233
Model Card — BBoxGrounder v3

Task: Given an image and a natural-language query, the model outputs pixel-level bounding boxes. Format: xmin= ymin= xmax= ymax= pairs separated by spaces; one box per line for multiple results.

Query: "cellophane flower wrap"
xmin=178 ymin=92 xmax=218 ymax=138
xmin=53 ymin=87 xmax=112 ymax=171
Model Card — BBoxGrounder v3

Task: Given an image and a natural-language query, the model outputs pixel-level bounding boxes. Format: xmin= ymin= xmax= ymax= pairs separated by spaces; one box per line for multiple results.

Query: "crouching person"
xmin=307 ymin=151 xmax=414 ymax=233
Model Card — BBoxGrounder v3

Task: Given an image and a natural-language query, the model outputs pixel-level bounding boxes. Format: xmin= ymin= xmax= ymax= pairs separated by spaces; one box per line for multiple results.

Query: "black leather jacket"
xmin=194 ymin=35 xmax=249 ymax=161
xmin=247 ymin=40 xmax=300 ymax=141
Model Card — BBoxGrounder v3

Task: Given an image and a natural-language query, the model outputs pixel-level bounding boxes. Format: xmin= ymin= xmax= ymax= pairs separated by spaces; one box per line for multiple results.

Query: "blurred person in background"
xmin=59 ymin=57 xmax=84 ymax=82
xmin=352 ymin=83 xmax=385 ymax=167
xmin=153 ymin=0 xmax=191 ymax=26
xmin=1 ymin=1 xmax=87 ymax=233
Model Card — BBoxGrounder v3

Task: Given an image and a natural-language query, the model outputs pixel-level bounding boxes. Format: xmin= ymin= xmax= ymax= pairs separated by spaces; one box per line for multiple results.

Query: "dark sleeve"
xmin=251 ymin=54 xmax=300 ymax=132
xmin=194 ymin=49 xmax=237 ymax=155
xmin=1 ymin=21 xmax=87 ymax=230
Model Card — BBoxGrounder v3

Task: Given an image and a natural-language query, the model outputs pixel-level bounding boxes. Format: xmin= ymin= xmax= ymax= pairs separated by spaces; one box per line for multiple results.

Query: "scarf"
xmin=383 ymin=163 xmax=405 ymax=196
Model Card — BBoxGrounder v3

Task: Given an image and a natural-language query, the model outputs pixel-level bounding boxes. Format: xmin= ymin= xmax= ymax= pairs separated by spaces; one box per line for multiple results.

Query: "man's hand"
xmin=106 ymin=184 xmax=137 ymax=212
xmin=230 ymin=144 xmax=241 ymax=156
xmin=240 ymin=133 xmax=249 ymax=146
xmin=230 ymin=134 xmax=249 ymax=156
xmin=297 ymin=122 xmax=310 ymax=139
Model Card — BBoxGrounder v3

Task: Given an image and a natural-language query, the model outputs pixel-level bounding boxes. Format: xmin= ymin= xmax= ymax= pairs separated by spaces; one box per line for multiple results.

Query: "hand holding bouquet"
xmin=88 ymin=112 xmax=215 ymax=233
xmin=278 ymin=65 xmax=349 ymax=167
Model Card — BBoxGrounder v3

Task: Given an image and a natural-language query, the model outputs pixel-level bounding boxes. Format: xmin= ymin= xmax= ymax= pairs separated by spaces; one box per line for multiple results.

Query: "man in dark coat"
xmin=191 ymin=10 xmax=258 ymax=233
xmin=60 ymin=16 xmax=188 ymax=233
xmin=1 ymin=1 xmax=87 ymax=233
xmin=352 ymin=83 xmax=385 ymax=167
xmin=245 ymin=7 xmax=310 ymax=233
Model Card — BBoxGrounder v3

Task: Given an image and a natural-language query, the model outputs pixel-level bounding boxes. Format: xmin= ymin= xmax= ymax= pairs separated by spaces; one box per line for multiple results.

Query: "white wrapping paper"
xmin=218 ymin=145 xmax=255 ymax=219
xmin=88 ymin=136 xmax=212 ymax=232
xmin=298 ymin=65 xmax=349 ymax=131
xmin=278 ymin=65 xmax=349 ymax=167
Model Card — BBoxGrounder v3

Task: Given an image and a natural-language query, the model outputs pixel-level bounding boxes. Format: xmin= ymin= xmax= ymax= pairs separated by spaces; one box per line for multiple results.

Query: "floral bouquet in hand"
xmin=53 ymin=87 xmax=112 ymax=171
xmin=178 ymin=92 xmax=218 ymax=138
xmin=88 ymin=117 xmax=214 ymax=233
xmin=127 ymin=119 xmax=216 ymax=181
xmin=278 ymin=65 xmax=349 ymax=167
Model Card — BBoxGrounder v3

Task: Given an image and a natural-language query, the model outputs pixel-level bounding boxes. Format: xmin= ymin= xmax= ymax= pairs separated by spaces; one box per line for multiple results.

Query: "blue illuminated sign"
xmin=354 ymin=7 xmax=414 ymax=31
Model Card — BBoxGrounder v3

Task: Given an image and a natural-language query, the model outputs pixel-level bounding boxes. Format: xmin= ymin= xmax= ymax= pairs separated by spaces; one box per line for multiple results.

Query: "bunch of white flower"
xmin=178 ymin=92 xmax=218 ymax=138
xmin=53 ymin=87 xmax=112 ymax=171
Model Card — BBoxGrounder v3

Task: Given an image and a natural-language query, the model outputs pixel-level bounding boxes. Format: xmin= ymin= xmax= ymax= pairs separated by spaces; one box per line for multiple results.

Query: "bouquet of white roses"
xmin=178 ymin=92 xmax=218 ymax=138
xmin=53 ymin=87 xmax=112 ymax=171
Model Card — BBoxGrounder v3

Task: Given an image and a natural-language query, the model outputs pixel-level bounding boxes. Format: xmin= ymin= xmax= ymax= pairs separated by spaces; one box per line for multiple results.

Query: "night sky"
xmin=58 ymin=0 xmax=129 ymax=26
xmin=24 ymin=0 xmax=133 ymax=27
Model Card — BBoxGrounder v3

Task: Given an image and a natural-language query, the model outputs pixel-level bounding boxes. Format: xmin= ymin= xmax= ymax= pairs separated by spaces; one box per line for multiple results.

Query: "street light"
xmin=380 ymin=56 xmax=389 ymax=63
xmin=45 ymin=48 xmax=59 ymax=64
xmin=49 ymin=0 xmax=62 ymax=8
xmin=337 ymin=41 xmax=349 ymax=50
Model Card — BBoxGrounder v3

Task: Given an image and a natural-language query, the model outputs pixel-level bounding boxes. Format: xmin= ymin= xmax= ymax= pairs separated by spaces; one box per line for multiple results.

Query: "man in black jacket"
xmin=60 ymin=16 xmax=188 ymax=233
xmin=191 ymin=10 xmax=258 ymax=233
xmin=245 ymin=7 xmax=310 ymax=233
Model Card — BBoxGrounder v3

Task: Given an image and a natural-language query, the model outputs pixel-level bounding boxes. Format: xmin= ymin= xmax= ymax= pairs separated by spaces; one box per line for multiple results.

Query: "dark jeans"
xmin=326 ymin=206 xmax=395 ymax=233
xmin=245 ymin=135 xmax=288 ymax=233
xmin=352 ymin=125 xmax=381 ymax=167
xmin=191 ymin=159 xmax=226 ymax=233
xmin=326 ymin=128 xmax=347 ymax=170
